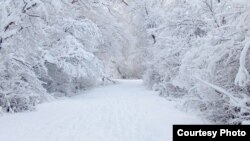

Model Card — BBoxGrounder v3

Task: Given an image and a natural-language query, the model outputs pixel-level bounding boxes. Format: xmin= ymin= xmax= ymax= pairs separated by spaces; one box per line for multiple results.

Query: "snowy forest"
xmin=1 ymin=0 xmax=250 ymax=134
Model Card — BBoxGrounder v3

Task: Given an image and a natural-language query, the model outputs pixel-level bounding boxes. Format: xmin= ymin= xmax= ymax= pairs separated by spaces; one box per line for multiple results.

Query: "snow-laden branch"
xmin=194 ymin=76 xmax=239 ymax=105
xmin=235 ymin=40 xmax=250 ymax=87
xmin=194 ymin=76 xmax=250 ymax=111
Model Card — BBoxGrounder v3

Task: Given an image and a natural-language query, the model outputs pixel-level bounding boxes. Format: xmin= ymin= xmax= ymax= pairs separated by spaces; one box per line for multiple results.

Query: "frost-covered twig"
xmin=194 ymin=76 xmax=250 ymax=111
xmin=235 ymin=40 xmax=250 ymax=87
xmin=122 ymin=0 xmax=128 ymax=6
xmin=194 ymin=76 xmax=239 ymax=105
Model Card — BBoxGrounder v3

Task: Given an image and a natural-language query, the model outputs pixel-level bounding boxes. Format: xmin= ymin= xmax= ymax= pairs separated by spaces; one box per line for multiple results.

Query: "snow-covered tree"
xmin=0 ymin=0 xmax=131 ymax=112
xmin=142 ymin=0 xmax=250 ymax=124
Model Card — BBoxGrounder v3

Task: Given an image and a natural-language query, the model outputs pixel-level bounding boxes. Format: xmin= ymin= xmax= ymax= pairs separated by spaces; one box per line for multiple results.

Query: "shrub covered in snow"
xmin=140 ymin=0 xmax=250 ymax=124
xmin=0 ymin=0 xmax=130 ymax=113
xmin=0 ymin=53 xmax=47 ymax=112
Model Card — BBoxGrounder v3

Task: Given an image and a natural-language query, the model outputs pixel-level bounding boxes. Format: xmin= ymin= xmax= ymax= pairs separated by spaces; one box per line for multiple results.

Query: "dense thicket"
xmin=1 ymin=0 xmax=250 ymax=124
xmin=0 ymin=0 xmax=134 ymax=112
xmin=138 ymin=0 xmax=250 ymax=124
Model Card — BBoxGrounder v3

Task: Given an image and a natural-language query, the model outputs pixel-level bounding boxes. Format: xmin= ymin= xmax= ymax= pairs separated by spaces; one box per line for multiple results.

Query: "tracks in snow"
xmin=0 ymin=80 xmax=204 ymax=141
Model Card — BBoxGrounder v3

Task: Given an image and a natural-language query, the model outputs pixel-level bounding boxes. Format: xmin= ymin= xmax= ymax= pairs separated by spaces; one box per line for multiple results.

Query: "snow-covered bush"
xmin=142 ymin=0 xmax=250 ymax=124
xmin=0 ymin=53 xmax=47 ymax=112
xmin=0 ymin=0 xmax=128 ymax=112
xmin=42 ymin=33 xmax=104 ymax=96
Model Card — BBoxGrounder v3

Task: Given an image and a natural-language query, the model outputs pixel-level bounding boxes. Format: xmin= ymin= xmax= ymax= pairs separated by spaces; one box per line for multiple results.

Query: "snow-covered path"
xmin=0 ymin=80 xmax=203 ymax=141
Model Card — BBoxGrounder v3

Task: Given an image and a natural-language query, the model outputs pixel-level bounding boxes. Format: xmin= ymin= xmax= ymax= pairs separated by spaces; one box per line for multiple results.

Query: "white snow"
xmin=235 ymin=40 xmax=250 ymax=87
xmin=0 ymin=80 xmax=204 ymax=141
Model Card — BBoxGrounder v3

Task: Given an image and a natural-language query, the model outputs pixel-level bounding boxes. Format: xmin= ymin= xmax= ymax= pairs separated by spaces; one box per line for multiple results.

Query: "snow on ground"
xmin=0 ymin=80 xmax=204 ymax=141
